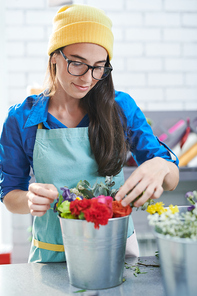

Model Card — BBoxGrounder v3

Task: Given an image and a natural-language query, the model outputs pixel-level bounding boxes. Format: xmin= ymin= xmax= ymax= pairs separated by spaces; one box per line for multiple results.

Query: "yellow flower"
xmin=146 ymin=202 xmax=167 ymax=215
xmin=146 ymin=204 xmax=156 ymax=214
xmin=169 ymin=204 xmax=179 ymax=214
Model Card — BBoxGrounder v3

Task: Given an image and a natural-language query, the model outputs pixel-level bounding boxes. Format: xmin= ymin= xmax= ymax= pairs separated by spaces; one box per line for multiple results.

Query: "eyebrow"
xmin=69 ymin=54 xmax=107 ymax=64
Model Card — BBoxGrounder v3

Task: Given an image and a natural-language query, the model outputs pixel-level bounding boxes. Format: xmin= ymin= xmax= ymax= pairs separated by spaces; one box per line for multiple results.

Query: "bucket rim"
xmin=154 ymin=231 xmax=197 ymax=244
xmin=58 ymin=214 xmax=130 ymax=223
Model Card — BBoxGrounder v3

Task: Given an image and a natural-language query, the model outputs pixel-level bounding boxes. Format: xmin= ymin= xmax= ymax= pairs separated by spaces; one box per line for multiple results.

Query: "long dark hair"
xmin=81 ymin=73 xmax=128 ymax=176
xmin=44 ymin=51 xmax=129 ymax=177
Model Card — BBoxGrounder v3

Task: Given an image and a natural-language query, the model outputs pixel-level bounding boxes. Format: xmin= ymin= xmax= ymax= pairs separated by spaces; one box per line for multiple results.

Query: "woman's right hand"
xmin=27 ymin=183 xmax=59 ymax=217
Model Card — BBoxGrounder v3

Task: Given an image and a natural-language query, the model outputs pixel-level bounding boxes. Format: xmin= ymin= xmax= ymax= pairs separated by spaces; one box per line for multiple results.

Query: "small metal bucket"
xmin=59 ymin=215 xmax=129 ymax=290
xmin=154 ymin=206 xmax=197 ymax=296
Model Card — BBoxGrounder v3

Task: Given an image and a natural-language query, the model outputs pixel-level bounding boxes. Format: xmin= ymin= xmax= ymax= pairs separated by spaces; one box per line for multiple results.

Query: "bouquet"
xmin=54 ymin=176 xmax=132 ymax=229
xmin=147 ymin=190 xmax=197 ymax=240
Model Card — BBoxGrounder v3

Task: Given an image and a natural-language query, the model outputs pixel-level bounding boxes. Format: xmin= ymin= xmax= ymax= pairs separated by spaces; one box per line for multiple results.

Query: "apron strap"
xmin=33 ymin=239 xmax=65 ymax=252
xmin=38 ymin=123 xmax=43 ymax=129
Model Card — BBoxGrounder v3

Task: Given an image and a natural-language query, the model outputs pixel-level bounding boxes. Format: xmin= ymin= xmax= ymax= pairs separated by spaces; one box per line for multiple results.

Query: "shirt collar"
xmin=24 ymin=94 xmax=50 ymax=129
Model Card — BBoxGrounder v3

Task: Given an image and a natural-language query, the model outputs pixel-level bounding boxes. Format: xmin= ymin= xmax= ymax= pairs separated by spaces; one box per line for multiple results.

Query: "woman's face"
xmin=52 ymin=43 xmax=108 ymax=101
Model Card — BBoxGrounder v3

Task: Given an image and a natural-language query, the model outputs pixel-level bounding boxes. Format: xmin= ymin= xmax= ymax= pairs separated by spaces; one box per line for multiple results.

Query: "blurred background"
xmin=0 ymin=0 xmax=197 ymax=263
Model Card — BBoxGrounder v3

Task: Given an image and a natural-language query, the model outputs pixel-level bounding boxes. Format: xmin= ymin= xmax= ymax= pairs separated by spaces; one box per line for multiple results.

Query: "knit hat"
xmin=47 ymin=4 xmax=114 ymax=60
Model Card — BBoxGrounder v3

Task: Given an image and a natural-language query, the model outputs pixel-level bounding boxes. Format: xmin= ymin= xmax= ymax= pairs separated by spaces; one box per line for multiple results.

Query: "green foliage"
xmin=57 ymin=200 xmax=71 ymax=213
xmin=75 ymin=176 xmax=119 ymax=199
xmin=124 ymin=262 xmax=148 ymax=277
xmin=57 ymin=200 xmax=77 ymax=219
xmin=133 ymin=266 xmax=147 ymax=277
xmin=57 ymin=194 xmax=64 ymax=207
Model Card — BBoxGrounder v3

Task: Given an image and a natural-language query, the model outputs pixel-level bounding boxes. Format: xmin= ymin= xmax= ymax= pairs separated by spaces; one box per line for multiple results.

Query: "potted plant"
xmin=147 ymin=190 xmax=197 ymax=296
xmin=54 ymin=177 xmax=133 ymax=290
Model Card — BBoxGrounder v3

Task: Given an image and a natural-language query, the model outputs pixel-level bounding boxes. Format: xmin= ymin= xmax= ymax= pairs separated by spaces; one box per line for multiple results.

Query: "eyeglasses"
xmin=59 ymin=50 xmax=113 ymax=81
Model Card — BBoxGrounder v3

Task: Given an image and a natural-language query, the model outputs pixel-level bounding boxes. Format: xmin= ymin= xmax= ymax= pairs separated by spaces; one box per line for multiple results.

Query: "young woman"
xmin=0 ymin=4 xmax=179 ymax=262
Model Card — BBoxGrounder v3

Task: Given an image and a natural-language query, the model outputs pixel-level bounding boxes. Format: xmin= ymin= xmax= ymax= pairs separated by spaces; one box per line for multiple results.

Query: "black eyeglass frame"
xmin=59 ymin=50 xmax=113 ymax=81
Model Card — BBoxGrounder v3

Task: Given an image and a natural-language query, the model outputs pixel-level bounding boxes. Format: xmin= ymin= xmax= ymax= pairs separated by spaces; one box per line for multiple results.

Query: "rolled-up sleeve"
xmin=0 ymin=111 xmax=31 ymax=201
xmin=115 ymin=91 xmax=179 ymax=167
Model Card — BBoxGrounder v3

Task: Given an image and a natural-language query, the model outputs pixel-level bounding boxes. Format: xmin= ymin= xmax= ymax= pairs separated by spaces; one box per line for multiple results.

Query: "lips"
xmin=73 ymin=83 xmax=89 ymax=92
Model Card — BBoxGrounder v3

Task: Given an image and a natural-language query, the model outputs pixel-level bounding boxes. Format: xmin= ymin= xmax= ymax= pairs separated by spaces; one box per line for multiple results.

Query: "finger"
xmin=135 ymin=185 xmax=163 ymax=206
xmin=29 ymin=202 xmax=51 ymax=213
xmin=38 ymin=183 xmax=58 ymax=192
xmin=115 ymin=172 xmax=141 ymax=202
xmin=124 ymin=183 xmax=164 ymax=207
xmin=120 ymin=180 xmax=146 ymax=207
xmin=120 ymin=176 xmax=159 ymax=207
xmin=29 ymin=183 xmax=58 ymax=200
xmin=28 ymin=197 xmax=51 ymax=216
xmin=28 ymin=192 xmax=54 ymax=205
xmin=150 ymin=185 xmax=163 ymax=200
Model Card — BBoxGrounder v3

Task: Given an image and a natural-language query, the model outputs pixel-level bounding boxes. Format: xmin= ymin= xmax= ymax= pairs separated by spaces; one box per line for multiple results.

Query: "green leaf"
xmin=58 ymin=194 xmax=63 ymax=206
xmin=76 ymin=180 xmax=91 ymax=190
xmin=57 ymin=200 xmax=71 ymax=213
xmin=60 ymin=212 xmax=76 ymax=219
xmin=155 ymin=225 xmax=163 ymax=234
xmin=92 ymin=181 xmax=98 ymax=191
xmin=75 ymin=180 xmax=94 ymax=198
xmin=73 ymin=289 xmax=87 ymax=293
xmin=133 ymin=273 xmax=137 ymax=277
xmin=105 ymin=176 xmax=115 ymax=187
xmin=73 ymin=177 xmax=119 ymax=199
xmin=78 ymin=212 xmax=85 ymax=220
xmin=133 ymin=266 xmax=147 ymax=276
xmin=78 ymin=188 xmax=94 ymax=199
xmin=110 ymin=188 xmax=118 ymax=198
xmin=99 ymin=187 xmax=108 ymax=196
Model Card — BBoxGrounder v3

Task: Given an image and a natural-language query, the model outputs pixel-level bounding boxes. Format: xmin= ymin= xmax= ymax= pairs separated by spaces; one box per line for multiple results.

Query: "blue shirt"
xmin=0 ymin=90 xmax=178 ymax=201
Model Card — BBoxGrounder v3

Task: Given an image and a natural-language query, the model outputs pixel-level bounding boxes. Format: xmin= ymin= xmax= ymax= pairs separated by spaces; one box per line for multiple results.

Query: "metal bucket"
xmin=59 ymin=215 xmax=129 ymax=290
xmin=154 ymin=206 xmax=197 ymax=296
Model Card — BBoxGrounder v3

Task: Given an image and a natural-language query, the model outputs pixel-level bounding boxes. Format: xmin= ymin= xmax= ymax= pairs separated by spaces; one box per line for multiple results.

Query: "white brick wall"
xmin=2 ymin=0 xmax=197 ymax=263
xmin=164 ymin=0 xmax=197 ymax=11
xmin=6 ymin=0 xmax=46 ymax=9
xmin=4 ymin=0 xmax=197 ymax=110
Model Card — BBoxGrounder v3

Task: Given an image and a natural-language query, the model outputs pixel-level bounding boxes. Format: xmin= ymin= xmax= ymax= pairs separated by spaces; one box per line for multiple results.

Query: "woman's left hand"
xmin=115 ymin=157 xmax=179 ymax=207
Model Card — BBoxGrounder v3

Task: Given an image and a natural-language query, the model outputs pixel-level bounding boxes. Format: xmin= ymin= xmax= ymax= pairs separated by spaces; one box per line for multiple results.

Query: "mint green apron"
xmin=28 ymin=126 xmax=134 ymax=263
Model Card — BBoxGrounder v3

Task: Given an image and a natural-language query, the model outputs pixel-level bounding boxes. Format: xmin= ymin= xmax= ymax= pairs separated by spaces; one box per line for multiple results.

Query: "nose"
xmin=80 ymin=68 xmax=94 ymax=82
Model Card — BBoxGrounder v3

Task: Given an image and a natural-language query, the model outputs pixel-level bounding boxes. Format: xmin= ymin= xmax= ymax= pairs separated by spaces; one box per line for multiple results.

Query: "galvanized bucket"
xmin=154 ymin=206 xmax=197 ymax=296
xmin=59 ymin=215 xmax=129 ymax=290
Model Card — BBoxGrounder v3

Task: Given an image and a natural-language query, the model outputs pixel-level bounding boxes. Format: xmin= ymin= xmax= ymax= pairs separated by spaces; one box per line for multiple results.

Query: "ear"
xmin=51 ymin=53 xmax=57 ymax=64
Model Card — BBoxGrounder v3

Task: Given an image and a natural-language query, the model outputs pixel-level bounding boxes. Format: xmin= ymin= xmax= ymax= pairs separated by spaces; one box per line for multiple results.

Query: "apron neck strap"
xmin=38 ymin=123 xmax=43 ymax=129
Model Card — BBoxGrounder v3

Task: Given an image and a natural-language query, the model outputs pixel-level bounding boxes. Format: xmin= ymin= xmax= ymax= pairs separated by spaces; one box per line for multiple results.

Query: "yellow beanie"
xmin=47 ymin=4 xmax=114 ymax=60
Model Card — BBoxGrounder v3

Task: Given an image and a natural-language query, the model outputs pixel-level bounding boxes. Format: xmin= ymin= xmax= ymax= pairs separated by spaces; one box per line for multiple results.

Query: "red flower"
xmin=70 ymin=199 xmax=91 ymax=216
xmin=112 ymin=201 xmax=132 ymax=218
xmin=69 ymin=197 xmax=131 ymax=229
xmin=84 ymin=199 xmax=113 ymax=229
xmin=92 ymin=195 xmax=113 ymax=216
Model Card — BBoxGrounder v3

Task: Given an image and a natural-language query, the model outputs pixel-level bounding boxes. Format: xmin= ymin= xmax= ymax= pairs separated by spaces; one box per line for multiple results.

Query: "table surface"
xmin=0 ymin=256 xmax=165 ymax=296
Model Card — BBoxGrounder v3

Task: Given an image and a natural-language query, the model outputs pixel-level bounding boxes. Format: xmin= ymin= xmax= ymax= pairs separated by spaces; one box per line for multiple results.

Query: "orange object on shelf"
xmin=179 ymin=143 xmax=197 ymax=167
